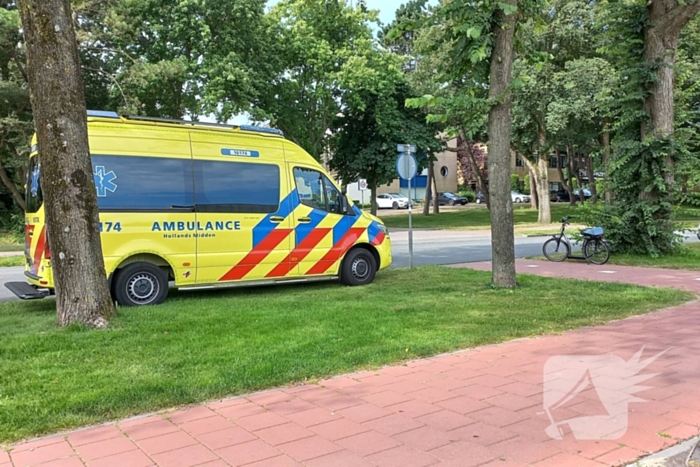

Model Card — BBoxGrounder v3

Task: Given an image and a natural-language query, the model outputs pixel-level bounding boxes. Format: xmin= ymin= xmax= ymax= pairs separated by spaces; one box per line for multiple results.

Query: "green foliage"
xmin=331 ymin=69 xmax=441 ymax=191
xmin=524 ymin=174 xmax=531 ymax=193
xmin=458 ymin=189 xmax=476 ymax=202
xmin=575 ymin=198 xmax=681 ymax=256
xmin=510 ymin=174 xmax=520 ymax=192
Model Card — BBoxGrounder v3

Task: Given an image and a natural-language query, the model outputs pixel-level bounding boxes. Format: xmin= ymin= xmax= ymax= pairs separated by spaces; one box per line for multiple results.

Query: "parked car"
xmin=475 ymin=191 xmax=486 ymax=204
xmin=573 ymin=188 xmax=592 ymax=200
xmin=434 ymin=191 xmax=469 ymax=206
xmin=376 ymin=193 xmax=409 ymax=209
xmin=553 ymin=189 xmax=570 ymax=202
xmin=511 ymin=191 xmax=531 ymax=203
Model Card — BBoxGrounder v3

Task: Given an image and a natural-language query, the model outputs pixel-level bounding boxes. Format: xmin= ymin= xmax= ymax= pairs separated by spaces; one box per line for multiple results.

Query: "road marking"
xmin=526 ymin=265 xmax=539 ymax=268
xmin=600 ymin=271 xmax=617 ymax=274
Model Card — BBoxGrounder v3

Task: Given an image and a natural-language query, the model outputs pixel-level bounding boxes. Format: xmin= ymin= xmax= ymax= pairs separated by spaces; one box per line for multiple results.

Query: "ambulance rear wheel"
xmin=113 ymin=262 xmax=169 ymax=307
xmin=340 ymin=249 xmax=377 ymax=286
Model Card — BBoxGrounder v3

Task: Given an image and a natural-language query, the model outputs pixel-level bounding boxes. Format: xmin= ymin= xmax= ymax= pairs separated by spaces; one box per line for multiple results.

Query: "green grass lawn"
xmin=0 ymin=267 xmax=691 ymax=444
xmin=607 ymin=242 xmax=700 ymax=270
xmin=381 ymin=205 xmax=575 ymax=230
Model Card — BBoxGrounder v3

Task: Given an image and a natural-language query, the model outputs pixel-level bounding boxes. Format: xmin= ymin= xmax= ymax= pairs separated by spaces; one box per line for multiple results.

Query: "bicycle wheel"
xmin=543 ymin=237 xmax=570 ymax=262
xmin=584 ymin=238 xmax=611 ymax=265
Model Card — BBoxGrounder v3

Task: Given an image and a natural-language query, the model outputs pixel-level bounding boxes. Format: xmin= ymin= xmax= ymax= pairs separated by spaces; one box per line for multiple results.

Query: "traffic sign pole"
xmin=398 ymin=144 xmax=417 ymax=269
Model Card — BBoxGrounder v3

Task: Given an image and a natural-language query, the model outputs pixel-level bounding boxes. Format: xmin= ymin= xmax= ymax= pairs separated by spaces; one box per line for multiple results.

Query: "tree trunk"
xmin=423 ymin=160 xmax=433 ymax=216
xmin=0 ymin=158 xmax=25 ymax=210
xmin=536 ymin=154 xmax=551 ymax=224
xmin=600 ymin=118 xmax=612 ymax=203
xmin=643 ymin=1 xmax=700 ymax=193
xmin=528 ymin=167 xmax=538 ymax=210
xmin=586 ymin=154 xmax=598 ymax=202
xmin=19 ymin=0 xmax=115 ymax=328
xmin=370 ymin=183 xmax=377 ymax=216
xmin=565 ymin=144 xmax=577 ymax=206
xmin=487 ymin=0 xmax=518 ymax=289
xmin=574 ymin=154 xmax=585 ymax=203
xmin=461 ymin=130 xmax=490 ymax=209
xmin=522 ymin=156 xmax=539 ymax=209
xmin=431 ymin=165 xmax=439 ymax=214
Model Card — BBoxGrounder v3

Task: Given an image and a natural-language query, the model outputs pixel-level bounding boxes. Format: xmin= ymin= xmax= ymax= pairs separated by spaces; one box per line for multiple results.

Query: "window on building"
xmin=560 ymin=155 xmax=567 ymax=168
xmin=515 ymin=156 xmax=523 ymax=167
xmin=440 ymin=166 xmax=449 ymax=177
xmin=194 ymin=160 xmax=280 ymax=213
xmin=549 ymin=156 xmax=558 ymax=168
xmin=91 ymin=155 xmax=194 ymax=211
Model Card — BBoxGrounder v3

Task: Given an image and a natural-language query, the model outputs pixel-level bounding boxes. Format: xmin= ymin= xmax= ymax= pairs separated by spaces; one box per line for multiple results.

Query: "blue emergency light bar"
xmin=87 ymin=110 xmax=120 ymax=118
xmin=240 ymin=125 xmax=284 ymax=136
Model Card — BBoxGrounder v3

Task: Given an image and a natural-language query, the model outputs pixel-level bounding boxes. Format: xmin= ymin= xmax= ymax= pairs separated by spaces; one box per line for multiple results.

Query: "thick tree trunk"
xmin=19 ymin=0 xmax=115 ymax=327
xmin=574 ymin=154 xmax=586 ymax=203
xmin=643 ymin=0 xmax=700 ymax=192
xmin=488 ymin=0 xmax=517 ymax=288
xmin=423 ymin=160 xmax=433 ymax=216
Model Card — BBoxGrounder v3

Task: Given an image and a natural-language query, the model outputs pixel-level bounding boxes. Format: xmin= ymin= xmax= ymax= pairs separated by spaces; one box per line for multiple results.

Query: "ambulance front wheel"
xmin=113 ymin=262 xmax=169 ymax=307
xmin=340 ymin=248 xmax=377 ymax=286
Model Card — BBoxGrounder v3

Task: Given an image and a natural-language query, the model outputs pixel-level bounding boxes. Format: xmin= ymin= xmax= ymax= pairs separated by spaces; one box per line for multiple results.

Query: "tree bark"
xmin=0 ymin=158 xmax=25 ymax=210
xmin=574 ymin=154 xmax=585 ymax=203
xmin=600 ymin=118 xmax=612 ymax=203
xmin=585 ymin=154 xmax=598 ymax=202
xmin=423 ymin=160 xmax=433 ymax=216
xmin=536 ymin=154 xmax=551 ymax=224
xmin=488 ymin=0 xmax=517 ymax=288
xmin=528 ymin=168 xmax=537 ymax=210
xmin=431 ymin=165 xmax=439 ymax=214
xmin=370 ymin=183 xmax=377 ymax=216
xmin=18 ymin=0 xmax=115 ymax=328
xmin=460 ymin=130 xmax=490 ymax=209
xmin=564 ymin=144 xmax=577 ymax=206
xmin=642 ymin=0 xmax=700 ymax=192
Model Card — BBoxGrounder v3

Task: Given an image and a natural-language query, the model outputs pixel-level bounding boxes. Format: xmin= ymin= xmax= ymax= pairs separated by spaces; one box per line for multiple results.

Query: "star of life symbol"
xmin=543 ymin=346 xmax=668 ymax=440
xmin=30 ymin=165 xmax=40 ymax=197
xmin=94 ymin=166 xmax=117 ymax=197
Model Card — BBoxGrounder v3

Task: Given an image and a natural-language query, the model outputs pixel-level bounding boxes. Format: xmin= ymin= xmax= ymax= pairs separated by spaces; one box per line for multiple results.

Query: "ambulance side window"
xmin=293 ymin=167 xmax=343 ymax=215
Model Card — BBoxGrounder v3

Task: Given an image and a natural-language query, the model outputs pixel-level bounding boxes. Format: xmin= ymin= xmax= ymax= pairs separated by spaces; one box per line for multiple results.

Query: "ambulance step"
xmin=4 ymin=282 xmax=49 ymax=300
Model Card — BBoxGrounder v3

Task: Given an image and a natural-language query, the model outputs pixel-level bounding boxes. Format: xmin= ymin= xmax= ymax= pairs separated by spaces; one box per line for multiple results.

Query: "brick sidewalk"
xmin=4 ymin=262 xmax=700 ymax=467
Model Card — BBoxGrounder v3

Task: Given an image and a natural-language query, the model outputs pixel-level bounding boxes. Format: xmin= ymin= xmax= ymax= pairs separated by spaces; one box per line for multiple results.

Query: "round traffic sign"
xmin=358 ymin=179 xmax=368 ymax=190
xmin=396 ymin=153 xmax=418 ymax=180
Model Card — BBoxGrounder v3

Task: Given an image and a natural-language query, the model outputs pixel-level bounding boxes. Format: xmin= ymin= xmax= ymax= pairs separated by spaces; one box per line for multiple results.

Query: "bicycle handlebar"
xmin=561 ymin=215 xmax=576 ymax=224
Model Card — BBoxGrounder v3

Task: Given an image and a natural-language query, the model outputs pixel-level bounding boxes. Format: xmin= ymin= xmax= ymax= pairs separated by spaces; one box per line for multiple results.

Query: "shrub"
xmin=510 ymin=174 xmax=520 ymax=192
xmin=459 ymin=190 xmax=476 ymax=202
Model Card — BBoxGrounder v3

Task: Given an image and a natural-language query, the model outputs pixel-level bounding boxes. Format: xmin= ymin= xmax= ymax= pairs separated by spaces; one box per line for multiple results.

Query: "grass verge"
xmin=0 ymin=266 xmax=691 ymax=443
xmin=381 ymin=205 xmax=575 ymax=230
xmin=606 ymin=242 xmax=700 ymax=270
xmin=0 ymin=256 xmax=24 ymax=267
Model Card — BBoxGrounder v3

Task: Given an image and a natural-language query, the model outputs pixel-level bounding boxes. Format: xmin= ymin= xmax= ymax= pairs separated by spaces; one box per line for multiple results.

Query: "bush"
xmin=510 ymin=174 xmax=520 ymax=192
xmin=575 ymin=201 xmax=682 ymax=256
xmin=459 ymin=190 xmax=476 ymax=202
xmin=524 ymin=175 xmax=530 ymax=194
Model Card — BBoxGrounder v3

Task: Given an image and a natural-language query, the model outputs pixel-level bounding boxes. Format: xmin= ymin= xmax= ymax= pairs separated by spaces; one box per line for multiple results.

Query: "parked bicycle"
xmin=542 ymin=216 xmax=611 ymax=265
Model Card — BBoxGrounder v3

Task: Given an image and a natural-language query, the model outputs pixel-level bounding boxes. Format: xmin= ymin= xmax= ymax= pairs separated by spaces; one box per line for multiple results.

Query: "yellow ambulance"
xmin=9 ymin=111 xmax=392 ymax=306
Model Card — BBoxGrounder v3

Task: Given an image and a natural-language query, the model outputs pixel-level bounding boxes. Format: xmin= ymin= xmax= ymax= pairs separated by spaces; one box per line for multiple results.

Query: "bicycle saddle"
xmin=580 ymin=227 xmax=604 ymax=237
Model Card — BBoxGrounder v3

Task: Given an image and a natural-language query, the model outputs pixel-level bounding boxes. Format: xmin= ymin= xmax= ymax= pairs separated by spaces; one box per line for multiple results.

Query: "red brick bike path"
xmin=5 ymin=261 xmax=700 ymax=467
